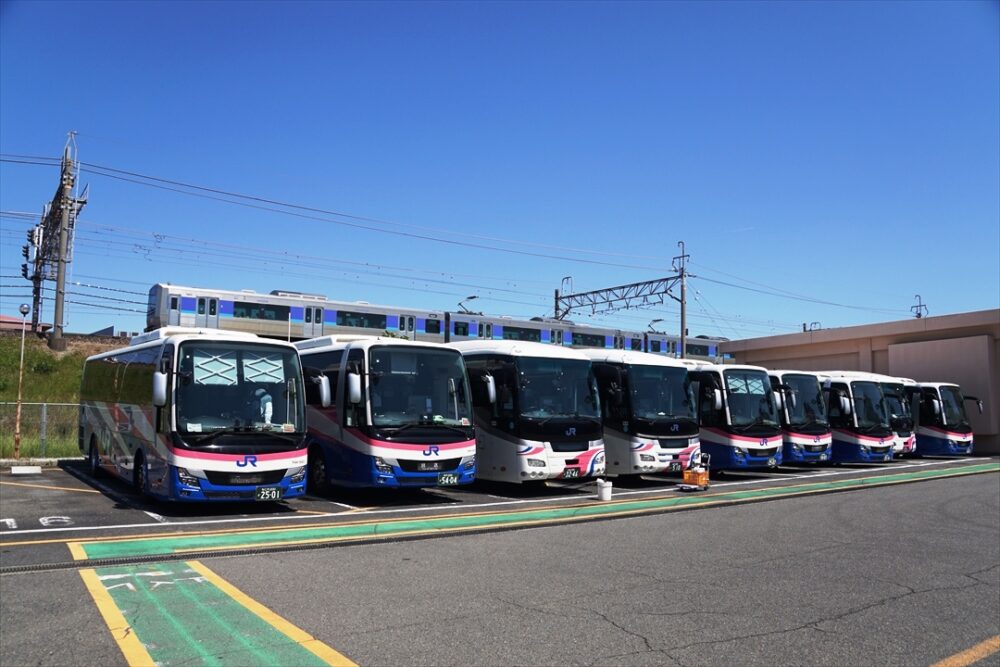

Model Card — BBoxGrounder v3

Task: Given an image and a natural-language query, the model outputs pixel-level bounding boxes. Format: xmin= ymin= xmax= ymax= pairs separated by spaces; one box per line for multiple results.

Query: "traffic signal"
xmin=21 ymin=263 xmax=29 ymax=279
xmin=21 ymin=244 xmax=29 ymax=259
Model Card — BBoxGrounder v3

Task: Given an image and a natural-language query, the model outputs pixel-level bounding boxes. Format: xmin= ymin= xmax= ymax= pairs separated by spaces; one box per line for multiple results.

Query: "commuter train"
xmin=145 ymin=283 xmax=725 ymax=360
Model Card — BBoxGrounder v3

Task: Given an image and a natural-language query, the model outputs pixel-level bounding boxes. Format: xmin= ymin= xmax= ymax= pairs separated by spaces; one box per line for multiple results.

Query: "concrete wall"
xmin=722 ymin=309 xmax=1000 ymax=453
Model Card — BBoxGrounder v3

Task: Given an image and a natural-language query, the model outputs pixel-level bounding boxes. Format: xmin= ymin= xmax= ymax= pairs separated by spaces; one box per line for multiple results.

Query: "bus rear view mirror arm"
xmin=964 ymin=395 xmax=983 ymax=414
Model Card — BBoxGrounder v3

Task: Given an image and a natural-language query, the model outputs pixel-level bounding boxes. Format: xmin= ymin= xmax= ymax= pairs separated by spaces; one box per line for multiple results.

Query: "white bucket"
xmin=596 ymin=478 xmax=612 ymax=501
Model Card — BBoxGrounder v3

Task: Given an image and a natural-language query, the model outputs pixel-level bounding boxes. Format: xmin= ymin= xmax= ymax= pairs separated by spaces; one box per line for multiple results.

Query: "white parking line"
xmin=0 ymin=458 xmax=989 ymax=537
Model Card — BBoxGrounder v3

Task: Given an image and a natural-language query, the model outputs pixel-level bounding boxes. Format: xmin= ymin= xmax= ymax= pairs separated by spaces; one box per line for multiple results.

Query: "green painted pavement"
xmin=77 ymin=462 xmax=999 ymax=561
xmin=93 ymin=563 xmax=329 ymax=667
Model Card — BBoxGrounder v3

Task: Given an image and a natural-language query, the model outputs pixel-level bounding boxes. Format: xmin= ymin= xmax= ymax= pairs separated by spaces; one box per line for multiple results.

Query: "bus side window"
xmin=827 ymin=383 xmax=849 ymax=428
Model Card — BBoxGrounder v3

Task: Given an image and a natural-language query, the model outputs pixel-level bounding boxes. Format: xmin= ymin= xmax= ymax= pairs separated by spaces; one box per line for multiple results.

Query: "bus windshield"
xmin=938 ymin=386 xmax=969 ymax=428
xmin=783 ymin=374 xmax=828 ymax=428
xmin=881 ymin=382 xmax=912 ymax=429
xmin=368 ymin=346 xmax=472 ymax=427
xmin=850 ymin=381 xmax=888 ymax=430
xmin=724 ymin=369 xmax=778 ymax=428
xmin=175 ymin=341 xmax=304 ymax=436
xmin=628 ymin=365 xmax=696 ymax=423
xmin=517 ymin=357 xmax=600 ymax=420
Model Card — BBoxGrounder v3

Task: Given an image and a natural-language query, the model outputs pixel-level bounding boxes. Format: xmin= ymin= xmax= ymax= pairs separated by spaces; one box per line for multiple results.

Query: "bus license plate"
xmin=670 ymin=462 xmax=682 ymax=472
xmin=437 ymin=473 xmax=460 ymax=486
xmin=255 ymin=487 xmax=281 ymax=501
xmin=563 ymin=467 xmax=579 ymax=479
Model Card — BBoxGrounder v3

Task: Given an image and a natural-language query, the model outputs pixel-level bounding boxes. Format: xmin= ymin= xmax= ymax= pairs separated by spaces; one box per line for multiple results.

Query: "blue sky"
xmin=2 ymin=0 xmax=998 ymax=339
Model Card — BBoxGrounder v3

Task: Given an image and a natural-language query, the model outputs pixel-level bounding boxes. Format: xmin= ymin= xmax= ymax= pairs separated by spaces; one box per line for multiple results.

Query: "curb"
xmin=1 ymin=457 xmax=83 ymax=468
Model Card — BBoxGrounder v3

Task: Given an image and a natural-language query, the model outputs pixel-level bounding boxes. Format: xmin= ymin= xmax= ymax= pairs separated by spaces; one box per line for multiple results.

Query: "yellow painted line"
xmin=78 ymin=568 xmax=157 ymax=667
xmin=932 ymin=634 xmax=1000 ymax=667
xmin=186 ymin=560 xmax=357 ymax=666
xmin=293 ymin=509 xmax=334 ymax=515
xmin=0 ymin=480 xmax=101 ymax=494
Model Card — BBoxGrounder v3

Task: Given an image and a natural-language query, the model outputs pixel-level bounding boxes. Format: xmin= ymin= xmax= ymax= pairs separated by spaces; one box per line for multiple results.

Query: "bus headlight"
xmin=791 ymin=443 xmax=802 ymax=453
xmin=860 ymin=444 xmax=870 ymax=453
xmin=177 ymin=468 xmax=200 ymax=487
xmin=463 ymin=456 xmax=476 ymax=470
xmin=287 ymin=466 xmax=305 ymax=484
xmin=374 ymin=457 xmax=393 ymax=474
xmin=733 ymin=447 xmax=746 ymax=458
xmin=526 ymin=458 xmax=546 ymax=468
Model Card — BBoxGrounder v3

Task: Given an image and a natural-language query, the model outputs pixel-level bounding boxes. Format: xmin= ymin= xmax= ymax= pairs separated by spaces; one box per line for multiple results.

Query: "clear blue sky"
xmin=2 ymin=0 xmax=998 ymax=339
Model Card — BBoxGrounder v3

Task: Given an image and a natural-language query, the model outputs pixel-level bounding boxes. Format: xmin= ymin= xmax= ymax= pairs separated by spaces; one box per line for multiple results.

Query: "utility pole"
xmin=23 ymin=133 xmax=86 ymax=349
xmin=911 ymin=294 xmax=928 ymax=319
xmin=673 ymin=241 xmax=689 ymax=359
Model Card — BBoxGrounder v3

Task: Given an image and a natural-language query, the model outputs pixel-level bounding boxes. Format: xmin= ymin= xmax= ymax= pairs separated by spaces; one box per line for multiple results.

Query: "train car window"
xmin=650 ymin=340 xmax=661 ymax=353
xmin=209 ymin=300 xmax=217 ymax=316
xmin=454 ymin=321 xmax=469 ymax=337
xmin=397 ymin=315 xmax=405 ymax=331
xmin=170 ymin=297 xmax=178 ymax=310
xmin=486 ymin=324 xmax=493 ymax=338
xmin=197 ymin=298 xmax=206 ymax=315
xmin=407 ymin=317 xmax=414 ymax=332
xmin=426 ymin=319 xmax=441 ymax=334
xmin=305 ymin=309 xmax=312 ymax=324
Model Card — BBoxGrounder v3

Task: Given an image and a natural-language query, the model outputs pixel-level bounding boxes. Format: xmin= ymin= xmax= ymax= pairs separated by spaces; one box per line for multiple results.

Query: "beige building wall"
xmin=721 ymin=309 xmax=1000 ymax=454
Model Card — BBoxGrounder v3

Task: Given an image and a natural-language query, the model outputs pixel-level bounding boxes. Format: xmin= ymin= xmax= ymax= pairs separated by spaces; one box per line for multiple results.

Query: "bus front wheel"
xmin=88 ymin=439 xmax=101 ymax=477
xmin=308 ymin=447 xmax=328 ymax=495
xmin=133 ymin=451 xmax=148 ymax=496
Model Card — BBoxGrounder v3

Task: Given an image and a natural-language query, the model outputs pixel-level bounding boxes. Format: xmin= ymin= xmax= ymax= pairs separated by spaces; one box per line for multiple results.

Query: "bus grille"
xmin=204 ymin=470 xmax=286 ymax=486
xmin=204 ymin=491 xmax=257 ymax=500
xmin=805 ymin=444 xmax=828 ymax=453
xmin=397 ymin=458 xmax=461 ymax=473
xmin=870 ymin=445 xmax=890 ymax=453
xmin=551 ymin=441 xmax=588 ymax=453
xmin=748 ymin=447 xmax=778 ymax=458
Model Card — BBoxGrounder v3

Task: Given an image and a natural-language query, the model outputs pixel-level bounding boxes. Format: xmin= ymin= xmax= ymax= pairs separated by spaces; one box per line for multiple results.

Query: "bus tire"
xmin=308 ymin=446 xmax=328 ymax=495
xmin=133 ymin=451 xmax=148 ymax=497
xmin=88 ymin=438 xmax=101 ymax=477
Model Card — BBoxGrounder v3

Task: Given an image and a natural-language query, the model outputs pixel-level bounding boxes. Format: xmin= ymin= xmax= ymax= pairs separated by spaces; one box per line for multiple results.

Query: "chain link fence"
xmin=0 ymin=402 xmax=81 ymax=459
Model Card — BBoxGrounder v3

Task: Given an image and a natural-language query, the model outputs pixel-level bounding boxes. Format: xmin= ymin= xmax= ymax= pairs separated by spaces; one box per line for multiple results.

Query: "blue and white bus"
xmin=297 ymin=335 xmax=477 ymax=490
xmin=79 ymin=328 xmax=323 ymax=502
xmin=688 ymin=363 xmax=783 ymax=470
xmin=913 ymin=382 xmax=982 ymax=456
xmin=768 ymin=370 xmax=832 ymax=463
xmin=820 ymin=372 xmax=894 ymax=463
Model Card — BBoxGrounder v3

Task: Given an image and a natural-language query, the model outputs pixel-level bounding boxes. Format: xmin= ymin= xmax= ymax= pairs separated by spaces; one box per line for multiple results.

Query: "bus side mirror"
xmin=484 ymin=375 xmax=496 ymax=404
xmin=152 ymin=372 xmax=168 ymax=407
xmin=965 ymin=395 xmax=983 ymax=414
xmin=931 ymin=398 xmax=941 ymax=416
xmin=774 ymin=392 xmax=783 ymax=411
xmin=713 ymin=389 xmax=723 ymax=411
xmin=318 ymin=375 xmax=331 ymax=408
xmin=347 ymin=372 xmax=362 ymax=405
xmin=839 ymin=395 xmax=852 ymax=415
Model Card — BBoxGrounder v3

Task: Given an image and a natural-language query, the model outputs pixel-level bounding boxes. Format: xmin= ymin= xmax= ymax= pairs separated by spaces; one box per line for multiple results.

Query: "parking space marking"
xmin=931 ymin=634 xmax=1000 ymax=667
xmin=79 ymin=561 xmax=355 ymax=666
xmin=1 ymin=458 xmax=988 ymax=542
xmin=0 ymin=480 xmax=101 ymax=494
xmin=67 ymin=462 xmax=999 ymax=561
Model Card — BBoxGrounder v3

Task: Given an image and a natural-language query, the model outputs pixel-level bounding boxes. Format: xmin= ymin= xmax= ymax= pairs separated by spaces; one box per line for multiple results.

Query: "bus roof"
xmin=448 ymin=339 xmax=590 ymax=360
xmin=295 ymin=335 xmax=459 ymax=354
xmin=576 ymin=349 xmax=691 ymax=369
xmin=127 ymin=327 xmax=276 ymax=347
xmin=768 ymin=369 xmax=824 ymax=380
xmin=688 ymin=362 xmax=769 ymax=374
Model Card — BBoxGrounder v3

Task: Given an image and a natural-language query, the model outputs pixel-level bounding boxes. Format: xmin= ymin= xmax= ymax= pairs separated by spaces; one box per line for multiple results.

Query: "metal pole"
xmin=14 ymin=304 xmax=29 ymax=459
xmin=675 ymin=241 xmax=688 ymax=359
xmin=40 ymin=403 xmax=48 ymax=456
xmin=50 ymin=146 xmax=74 ymax=351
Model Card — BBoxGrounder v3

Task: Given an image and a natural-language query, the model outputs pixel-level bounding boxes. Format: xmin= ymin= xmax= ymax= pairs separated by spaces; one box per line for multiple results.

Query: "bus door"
xmin=195 ymin=298 xmax=219 ymax=328
xmin=304 ymin=307 xmax=323 ymax=338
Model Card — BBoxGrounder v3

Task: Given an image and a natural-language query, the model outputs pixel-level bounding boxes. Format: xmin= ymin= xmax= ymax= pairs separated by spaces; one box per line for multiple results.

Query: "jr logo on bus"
xmin=422 ymin=446 xmax=440 ymax=457
xmin=566 ymin=427 xmax=577 ymax=437
xmin=236 ymin=455 xmax=258 ymax=468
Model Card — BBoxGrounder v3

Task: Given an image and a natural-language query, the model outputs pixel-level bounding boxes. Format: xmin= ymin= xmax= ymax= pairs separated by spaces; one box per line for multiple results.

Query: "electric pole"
xmin=673 ymin=241 xmax=689 ymax=359
xmin=23 ymin=133 xmax=87 ymax=349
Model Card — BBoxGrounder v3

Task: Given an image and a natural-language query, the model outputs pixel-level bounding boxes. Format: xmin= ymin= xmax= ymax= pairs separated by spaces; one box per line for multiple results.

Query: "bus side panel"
xmin=915 ymin=426 xmax=974 ymax=455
